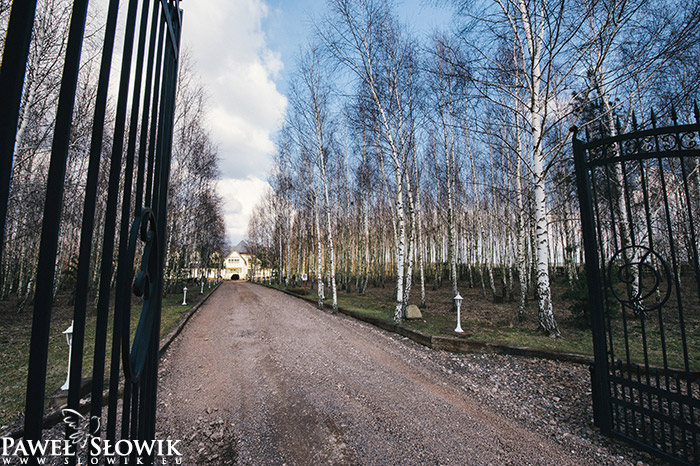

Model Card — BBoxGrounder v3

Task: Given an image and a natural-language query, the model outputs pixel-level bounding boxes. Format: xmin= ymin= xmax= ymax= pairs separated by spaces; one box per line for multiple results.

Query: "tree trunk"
xmin=518 ymin=0 xmax=559 ymax=337
xmin=315 ymin=195 xmax=324 ymax=309
xmin=319 ymin=161 xmax=338 ymax=313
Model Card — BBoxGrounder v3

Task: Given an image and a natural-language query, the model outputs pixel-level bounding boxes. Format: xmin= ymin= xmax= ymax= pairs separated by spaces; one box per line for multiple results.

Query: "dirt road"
xmin=156 ymin=282 xmax=645 ymax=465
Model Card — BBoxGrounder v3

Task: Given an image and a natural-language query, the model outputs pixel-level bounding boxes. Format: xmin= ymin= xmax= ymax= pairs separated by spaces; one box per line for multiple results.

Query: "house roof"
xmin=232 ymin=240 xmax=250 ymax=255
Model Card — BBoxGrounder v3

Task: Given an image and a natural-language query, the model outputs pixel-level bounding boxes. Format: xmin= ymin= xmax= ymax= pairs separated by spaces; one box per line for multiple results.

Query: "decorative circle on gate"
xmin=680 ymin=131 xmax=698 ymax=150
xmin=640 ymin=135 xmax=656 ymax=153
xmin=607 ymin=245 xmax=672 ymax=315
xmin=660 ymin=133 xmax=677 ymax=151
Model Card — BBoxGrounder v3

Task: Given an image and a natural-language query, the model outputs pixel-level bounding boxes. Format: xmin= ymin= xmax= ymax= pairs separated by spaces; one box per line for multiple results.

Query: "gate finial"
xmin=694 ymin=101 xmax=699 ymax=122
xmin=650 ymin=109 xmax=657 ymax=128
xmin=632 ymin=112 xmax=638 ymax=131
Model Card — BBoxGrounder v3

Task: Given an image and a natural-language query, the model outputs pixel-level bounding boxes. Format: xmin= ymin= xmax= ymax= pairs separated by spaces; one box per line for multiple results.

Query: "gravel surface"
xmin=155 ymin=282 xmax=663 ymax=465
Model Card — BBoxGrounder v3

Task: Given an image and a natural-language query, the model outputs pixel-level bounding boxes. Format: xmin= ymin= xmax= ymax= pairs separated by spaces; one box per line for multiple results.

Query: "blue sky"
xmin=180 ymin=0 xmax=454 ymax=246
xmin=264 ymin=0 xmax=455 ymax=93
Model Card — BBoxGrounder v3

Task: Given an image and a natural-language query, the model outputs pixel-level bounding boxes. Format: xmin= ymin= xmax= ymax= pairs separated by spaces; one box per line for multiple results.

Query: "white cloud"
xmin=181 ymin=0 xmax=286 ymax=245
xmin=217 ymin=176 xmax=271 ymax=246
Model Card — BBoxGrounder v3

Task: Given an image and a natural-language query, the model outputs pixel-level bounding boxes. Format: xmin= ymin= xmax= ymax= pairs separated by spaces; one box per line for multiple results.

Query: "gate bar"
xmin=88 ymin=0 xmax=141 ymax=443
xmin=107 ymin=0 xmax=153 ymax=442
xmin=572 ymin=126 xmax=613 ymax=432
xmin=0 ymin=0 xmax=39 ymax=263
xmin=23 ymin=0 xmax=91 ymax=442
xmin=64 ymin=2 xmax=121 ymax=463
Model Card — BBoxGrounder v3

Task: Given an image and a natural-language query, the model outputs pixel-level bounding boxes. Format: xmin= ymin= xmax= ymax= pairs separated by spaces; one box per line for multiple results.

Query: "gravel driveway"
xmin=156 ymin=282 xmax=659 ymax=465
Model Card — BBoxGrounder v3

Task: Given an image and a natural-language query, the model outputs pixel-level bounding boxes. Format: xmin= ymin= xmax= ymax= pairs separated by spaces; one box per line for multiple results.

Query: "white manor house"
xmin=220 ymin=240 xmax=271 ymax=281
xmin=190 ymin=241 xmax=272 ymax=281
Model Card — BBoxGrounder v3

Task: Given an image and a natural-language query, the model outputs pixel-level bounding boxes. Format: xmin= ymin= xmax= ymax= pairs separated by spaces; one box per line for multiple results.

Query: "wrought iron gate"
xmin=0 ymin=0 xmax=181 ymax=464
xmin=573 ymin=108 xmax=700 ymax=465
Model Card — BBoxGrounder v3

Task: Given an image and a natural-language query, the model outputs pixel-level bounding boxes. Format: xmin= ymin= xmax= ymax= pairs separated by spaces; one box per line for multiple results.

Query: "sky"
xmin=180 ymin=0 xmax=454 ymax=247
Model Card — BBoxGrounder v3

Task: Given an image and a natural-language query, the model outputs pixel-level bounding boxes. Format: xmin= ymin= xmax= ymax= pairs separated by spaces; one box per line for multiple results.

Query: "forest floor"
xmin=156 ymin=281 xmax=661 ymax=465
xmin=0 ymin=280 xmax=218 ymax=429
xmin=278 ymin=273 xmax=700 ymax=372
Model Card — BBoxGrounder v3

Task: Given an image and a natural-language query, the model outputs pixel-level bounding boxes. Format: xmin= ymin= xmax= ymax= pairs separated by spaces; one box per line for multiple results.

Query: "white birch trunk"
xmin=362 ymin=191 xmax=371 ymax=294
xmin=467 ymin=140 xmax=487 ymax=297
xmin=286 ymin=212 xmax=292 ymax=287
xmin=519 ymin=0 xmax=559 ymax=336
xmin=393 ymin=171 xmax=407 ymax=322
xmin=533 ymin=145 xmax=558 ymax=336
xmin=315 ymin=194 xmax=325 ymax=308
xmin=431 ymin=138 xmax=443 ymax=289
xmin=516 ymin=143 xmax=528 ymax=321
xmin=319 ymin=158 xmax=338 ymax=313
xmin=440 ymin=85 xmax=459 ymax=302
xmin=366 ymin=77 xmax=406 ymax=323
xmin=447 ymin=134 xmax=459 ymax=302
xmin=414 ymin=154 xmax=426 ymax=307
xmin=403 ymin=158 xmax=418 ymax=311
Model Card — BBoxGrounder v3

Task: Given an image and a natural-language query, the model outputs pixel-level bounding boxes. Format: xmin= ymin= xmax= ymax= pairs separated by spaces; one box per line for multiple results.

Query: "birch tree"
xmin=248 ymin=0 xmax=699 ymax=336
xmin=428 ymin=36 xmax=463 ymax=303
xmin=456 ymin=0 xmax=594 ymax=336
xmin=286 ymin=45 xmax=340 ymax=311
xmin=320 ymin=0 xmax=419 ymax=322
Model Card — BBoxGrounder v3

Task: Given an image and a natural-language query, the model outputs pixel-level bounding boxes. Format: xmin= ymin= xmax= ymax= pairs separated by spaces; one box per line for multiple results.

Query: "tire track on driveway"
xmin=157 ymin=282 xmax=604 ymax=465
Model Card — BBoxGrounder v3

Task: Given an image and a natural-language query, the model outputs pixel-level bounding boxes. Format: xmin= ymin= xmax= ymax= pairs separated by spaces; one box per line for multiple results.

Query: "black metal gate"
xmin=573 ymin=108 xmax=700 ymax=465
xmin=0 ymin=0 xmax=181 ymax=464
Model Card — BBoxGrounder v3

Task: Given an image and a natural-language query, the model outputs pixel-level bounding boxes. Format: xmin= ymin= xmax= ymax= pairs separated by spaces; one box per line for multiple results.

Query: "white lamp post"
xmin=61 ymin=321 xmax=74 ymax=390
xmin=454 ymin=293 xmax=464 ymax=333
xmin=200 ymin=279 xmax=204 ymax=294
xmin=182 ymin=286 xmax=188 ymax=305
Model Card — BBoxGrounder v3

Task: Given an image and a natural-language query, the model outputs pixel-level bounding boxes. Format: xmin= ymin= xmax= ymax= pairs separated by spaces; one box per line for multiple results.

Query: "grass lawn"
xmin=0 ymin=281 xmax=217 ymax=428
xmin=271 ymin=276 xmax=699 ymax=373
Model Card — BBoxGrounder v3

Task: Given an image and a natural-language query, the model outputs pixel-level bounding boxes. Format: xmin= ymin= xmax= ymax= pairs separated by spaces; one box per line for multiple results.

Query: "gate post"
xmin=0 ymin=0 xmax=39 ymax=262
xmin=572 ymin=128 xmax=612 ymax=433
